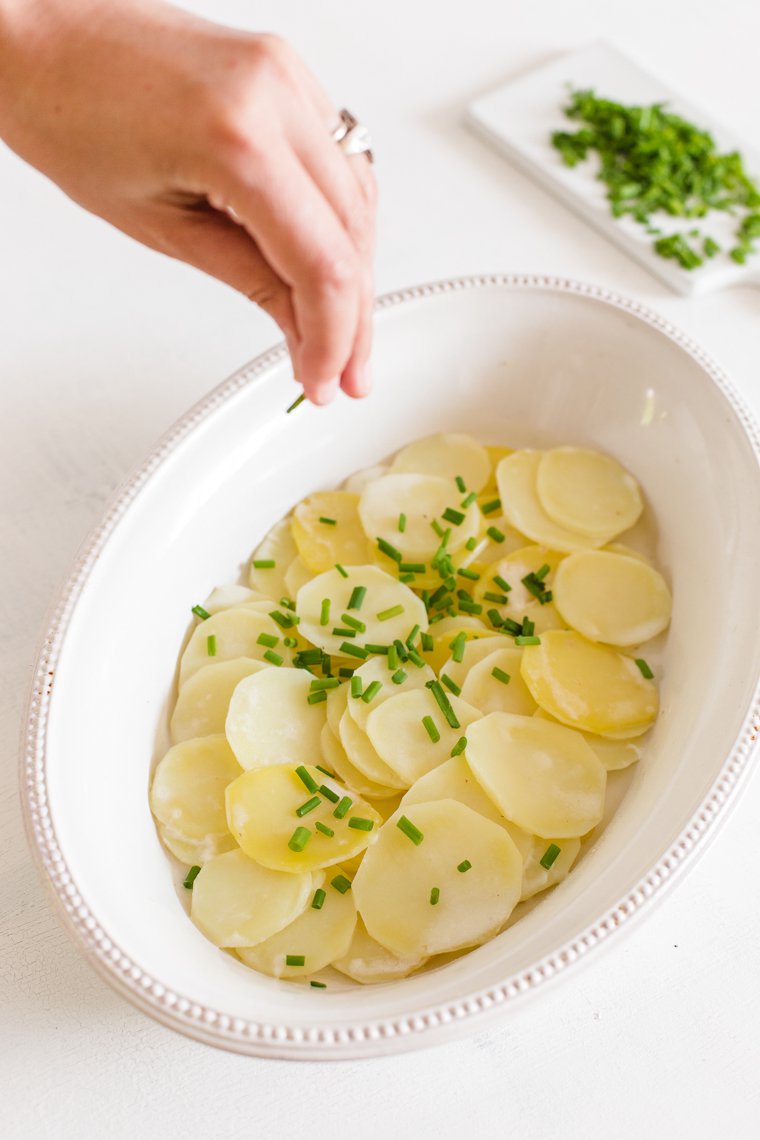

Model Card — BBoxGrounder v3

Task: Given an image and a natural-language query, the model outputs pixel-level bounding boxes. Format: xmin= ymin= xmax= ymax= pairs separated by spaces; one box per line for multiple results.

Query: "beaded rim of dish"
xmin=20 ymin=275 xmax=760 ymax=1059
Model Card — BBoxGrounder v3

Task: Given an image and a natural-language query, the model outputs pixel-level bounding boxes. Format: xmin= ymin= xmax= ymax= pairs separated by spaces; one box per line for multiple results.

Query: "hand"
xmin=0 ymin=0 xmax=376 ymax=404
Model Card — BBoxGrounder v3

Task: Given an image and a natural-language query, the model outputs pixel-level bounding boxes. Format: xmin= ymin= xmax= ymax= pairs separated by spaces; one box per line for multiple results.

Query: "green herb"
xmin=264 ymin=649 xmax=284 ymax=666
xmin=407 ymin=648 xmax=425 ymax=669
xmin=377 ymin=604 xmax=404 ymax=621
xmin=398 ymin=512 xmax=407 ymax=533
xmin=307 ymin=690 xmax=327 ymax=704
xmin=315 ymin=821 xmax=334 ymax=838
xmin=388 ymin=644 xmax=400 ymax=670
xmin=422 ymin=715 xmax=441 ymax=743
xmin=319 ymin=598 xmax=331 ymax=626
xmin=294 ymin=648 xmax=323 ymax=667
xmin=279 ymin=596 xmax=296 ymax=611
xmin=460 ymin=492 xmax=478 ymax=508
xmin=286 ymin=392 xmax=306 ymax=413
xmin=332 ymin=627 xmax=356 ymax=638
xmin=206 ymin=634 xmax=216 ymax=656
xmin=285 ymin=954 xmax=305 ymax=966
xmin=270 ymin=610 xmax=296 ymax=629
xmin=441 ymin=673 xmax=461 ymax=696
xmin=429 ymin=886 xmax=440 ymax=906
xmin=311 ymin=888 xmax=327 ymax=909
xmin=421 ymin=632 xmax=434 ymax=652
xmin=288 ymin=827 xmax=312 ymax=852
xmin=296 ymin=795 xmax=322 ymax=817
xmin=465 ymin=536 xmax=478 ymax=551
xmin=484 ymin=592 xmax=508 ymax=605
xmin=481 ymin=498 xmax=501 ymax=515
xmin=426 ymin=680 xmax=461 ymax=728
xmin=318 ymin=516 xmax=337 ymax=526
xmin=455 ymin=475 xmax=466 ymax=492
xmin=486 ymin=526 xmax=506 ymax=543
xmin=406 ymin=624 xmax=421 ymax=648
xmin=451 ymin=631 xmax=467 ymax=663
xmin=333 ymin=796 xmax=352 ymax=819
xmin=283 ymin=636 xmax=298 ymax=648
xmin=522 ymin=617 xmax=535 ymax=636
xmin=396 ymin=815 xmax=424 ymax=845
xmin=539 ymin=843 xmax=561 ymax=870
xmin=391 ymin=668 xmax=408 ymax=684
xmin=331 ymin=874 xmax=352 ymax=894
xmin=361 ymin=680 xmax=383 ymax=704
xmin=487 ymin=609 xmax=504 ymax=629
xmin=341 ymin=642 xmax=368 ymax=659
xmin=348 ymin=585 xmax=367 ymax=610
xmin=295 ymin=766 xmax=318 ymax=793
xmin=491 ymin=667 xmax=511 ymax=685
xmin=635 ymin=657 xmax=655 ymax=679
xmin=493 ymin=574 xmax=511 ymax=593
xmin=183 ymin=865 xmax=201 ymax=889
xmin=450 ymin=737 xmax=467 ymax=757
xmin=257 ymin=632 xmax=279 ymax=649
xmin=431 ymin=519 xmax=444 ymax=538
xmin=191 ymin=604 xmax=211 ymax=621
xmin=341 ymin=613 xmax=366 ymax=633
xmin=319 ymin=784 xmax=340 ymax=804
xmin=400 ymin=562 xmax=426 ymax=574
xmin=457 ymin=567 xmax=480 ymax=581
xmin=348 ymin=817 xmax=375 ymax=831
xmin=310 ymin=980 xmax=327 ymax=988
xmin=335 ymin=563 xmax=349 ymax=578
xmin=376 ymin=537 xmax=403 ymax=562
xmin=252 ymin=559 xmax=276 ymax=569
xmin=338 ymin=666 xmax=354 ymax=678
xmin=515 ymin=635 xmax=541 ymax=646
xmin=350 ymin=675 xmax=363 ymax=698
xmin=457 ymin=859 xmax=472 ymax=873
xmin=442 ymin=507 xmax=465 ymax=526
xmin=315 ymin=764 xmax=336 ymax=778
xmin=458 ymin=599 xmax=482 ymax=615
xmin=310 ymin=677 xmax=340 ymax=691
xmin=365 ymin=642 xmax=390 ymax=655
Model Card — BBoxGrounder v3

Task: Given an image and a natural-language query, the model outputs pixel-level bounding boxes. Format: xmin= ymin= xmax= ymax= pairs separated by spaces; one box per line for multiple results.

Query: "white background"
xmin=2 ymin=1 xmax=760 ymax=1137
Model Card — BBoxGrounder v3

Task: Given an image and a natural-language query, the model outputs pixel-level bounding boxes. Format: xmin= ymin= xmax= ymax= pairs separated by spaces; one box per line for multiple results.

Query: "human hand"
xmin=0 ymin=0 xmax=376 ymax=404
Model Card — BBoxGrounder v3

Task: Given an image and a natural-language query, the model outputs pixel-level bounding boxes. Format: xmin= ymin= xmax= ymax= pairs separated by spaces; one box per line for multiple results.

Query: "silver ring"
xmin=331 ymin=108 xmax=373 ymax=164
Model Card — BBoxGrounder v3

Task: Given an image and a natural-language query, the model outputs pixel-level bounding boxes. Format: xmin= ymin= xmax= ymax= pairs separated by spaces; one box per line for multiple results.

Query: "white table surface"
xmin=2 ymin=1 xmax=759 ymax=1136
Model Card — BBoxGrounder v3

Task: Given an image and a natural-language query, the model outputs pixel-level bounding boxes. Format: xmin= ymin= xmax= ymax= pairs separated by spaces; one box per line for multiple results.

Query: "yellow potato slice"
xmin=390 ymin=433 xmax=491 ymax=493
xmin=226 ymin=764 xmax=381 ymax=872
xmin=342 ymin=463 xmax=389 ymax=494
xmin=191 ymin=848 xmax=313 ymax=948
xmin=225 ymin=667 xmax=326 ymax=770
xmin=332 ymin=916 xmax=425 ymax=984
xmin=179 ymin=606 xmax=291 ymax=685
xmin=346 ymin=654 xmax=435 ymax=732
xmin=248 ymin=518 xmax=299 ymax=600
xmin=203 ymin=585 xmax=266 ymax=613
xmin=496 ymin=451 xmax=608 ymax=553
xmin=155 ymin=823 xmax=236 ymax=867
xmin=358 ymin=473 xmax=479 ymax=560
xmin=537 ymin=446 xmax=643 ymax=539
xmin=553 ymin=550 xmax=672 ymax=646
xmin=325 ymin=680 xmax=349 ymax=737
xmin=466 ymin=712 xmax=606 ymax=837
xmin=520 ymin=630 xmax=658 ymax=737
xmin=291 ymin=491 xmax=369 ymax=573
xmin=170 ymin=657 xmax=267 ymax=743
xmin=533 ymin=708 xmax=642 ymax=771
xmin=320 ymin=722 xmax=399 ymax=800
xmin=296 ymin=565 xmax=428 ymax=656
xmin=473 ymin=546 xmax=566 ymax=635
xmin=604 ymin=542 xmax=652 ymax=564
xmin=484 ymin=445 xmax=513 ymax=488
xmin=150 ymin=734 xmax=242 ymax=861
xmin=338 ymin=709 xmax=407 ymax=790
xmin=365 ymin=690 xmax=481 ymax=785
xmin=236 ymin=870 xmax=357 ymax=978
xmin=438 ymin=632 xmax=516 ymax=689
xmin=460 ymin=648 xmax=537 ymax=716
xmin=352 ymin=800 xmax=523 ymax=957
xmin=283 ymin=556 xmax=313 ymax=598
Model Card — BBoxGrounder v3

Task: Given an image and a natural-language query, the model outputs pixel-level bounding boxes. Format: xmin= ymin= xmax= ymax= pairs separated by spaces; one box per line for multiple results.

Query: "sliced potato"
xmin=284 ymin=556 xmax=313 ymax=598
xmin=170 ymin=657 xmax=266 ymax=743
xmin=365 ymin=690 xmax=481 ymax=785
xmin=296 ymin=565 xmax=428 ymax=656
xmin=358 ymin=473 xmax=479 ymax=560
xmin=466 ymin=712 xmax=606 ymax=837
xmin=520 ymin=630 xmax=658 ymax=737
xmin=226 ymin=764 xmax=381 ymax=872
xmin=332 ymin=916 xmax=425 ymax=984
xmin=156 ymin=822 xmax=236 ymax=866
xmin=604 ymin=542 xmax=652 ymax=564
xmin=390 ymin=433 xmax=491 ymax=493
xmin=438 ymin=632 xmax=516 ymax=689
xmin=150 ymin=734 xmax=242 ymax=859
xmin=402 ymin=754 xmax=508 ymax=828
xmin=537 ymin=446 xmax=643 ymax=539
xmin=248 ymin=518 xmax=299 ymax=600
xmin=496 ymin=451 xmax=607 ymax=553
xmin=179 ymin=606 xmax=291 ymax=685
xmin=484 ymin=445 xmax=513 ymax=489
xmin=553 ymin=550 xmax=672 ymax=646
xmin=325 ymin=680 xmax=349 ymax=737
xmin=338 ymin=708 xmax=407 ymax=790
xmin=191 ymin=848 xmax=313 ymax=948
xmin=352 ymin=800 xmax=523 ymax=957
xmin=291 ymin=490 xmax=368 ymax=573
xmin=460 ymin=647 xmax=537 ymax=716
xmin=237 ymin=869 xmax=356 ymax=978
xmin=320 ymin=722 xmax=399 ymax=799
xmin=225 ymin=668 xmax=326 ymax=770
xmin=342 ymin=463 xmax=389 ymax=494
xmin=346 ymin=654 xmax=435 ymax=732
xmin=203 ymin=584 xmax=266 ymax=613
xmin=464 ymin=521 xmax=527 ymax=563
xmin=533 ymin=708 xmax=642 ymax=771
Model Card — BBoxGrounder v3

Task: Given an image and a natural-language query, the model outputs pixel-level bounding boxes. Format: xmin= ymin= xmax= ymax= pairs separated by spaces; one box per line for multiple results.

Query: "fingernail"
xmin=311 ymin=377 xmax=340 ymax=406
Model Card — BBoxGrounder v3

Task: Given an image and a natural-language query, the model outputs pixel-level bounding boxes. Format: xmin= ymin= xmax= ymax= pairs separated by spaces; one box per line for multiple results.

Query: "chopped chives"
xmin=257 ymin=632 xmax=279 ymax=648
xmin=428 ymin=612 xmax=445 ymax=624
xmin=450 ymin=736 xmax=467 ymax=757
xmin=286 ymin=392 xmax=305 ymax=413
xmin=493 ymin=574 xmax=511 ymax=593
xmin=522 ymin=617 xmax=535 ymax=636
xmin=376 ymin=537 xmax=403 ymax=562
xmin=406 ymin=624 xmax=421 ymax=648
xmin=350 ymin=676 xmax=363 ymax=698
xmin=398 ymin=512 xmax=407 ymax=532
xmin=442 ymin=507 xmax=465 ymax=526
xmin=539 ymin=843 xmax=561 ymax=870
xmin=332 ymin=627 xmax=356 ymax=638
xmin=341 ymin=642 xmax=368 ymax=659
xmin=431 ymin=519 xmax=445 ymax=538
xmin=318 ymin=516 xmax=337 ymax=526
xmin=310 ymin=677 xmax=340 ymax=691
xmin=388 ymin=644 xmax=399 ymax=670
xmin=455 ymin=475 xmax=466 ymax=492
xmin=183 ymin=865 xmax=201 ymax=889
xmin=338 ymin=666 xmax=354 ymax=678
xmin=396 ymin=815 xmax=424 ymax=845
xmin=191 ymin=604 xmax=211 ymax=621
xmin=391 ymin=668 xmax=408 ymax=684
xmin=331 ymin=874 xmax=352 ymax=894
xmin=319 ymin=784 xmax=340 ymax=804
xmin=283 ymin=636 xmax=298 ymax=649
xmin=377 ymin=604 xmax=404 ymax=621
xmin=451 ymin=631 xmax=466 ymax=663
xmin=295 ymin=766 xmax=318 ymax=793
xmin=316 ymin=764 xmax=336 ymax=778
xmin=348 ymin=585 xmax=367 ymax=610
xmin=422 ymin=715 xmax=440 ymax=743
xmin=535 ymin=564 xmax=550 ymax=580
xmin=399 ymin=562 xmax=426 ymax=573
xmin=486 ymin=526 xmax=506 ymax=543
xmin=539 ymin=590 xmax=553 ymax=605
xmin=365 ymin=643 xmax=389 ymax=655
xmin=393 ymin=639 xmax=409 ymax=662
xmin=288 ymin=827 xmax=311 ymax=852
xmin=426 ymin=680 xmax=460 ymax=729
xmin=491 ymin=667 xmax=511 ymax=685
xmin=319 ymin=598 xmax=331 ymax=626
xmin=515 ymin=635 xmax=541 ymax=646
xmin=311 ymin=888 xmax=327 ymax=909
xmin=341 ymin=613 xmax=366 ymax=632
xmin=310 ymin=980 xmax=327 ymax=988
xmin=481 ymin=498 xmax=501 ymax=515
xmin=296 ymin=795 xmax=322 ymax=817
xmin=457 ymin=859 xmax=472 ymax=873
xmin=333 ymin=796 xmax=352 ymax=819
xmin=457 ymin=567 xmax=480 ymax=581
xmin=635 ymin=658 xmax=655 ymax=679
xmin=460 ymin=491 xmax=478 ymax=508
xmin=270 ymin=610 xmax=296 ymax=629
xmin=335 ymin=563 xmax=349 ymax=578
xmin=348 ymin=817 xmax=375 ymax=831
xmin=427 ymin=584 xmax=449 ymax=609
xmin=407 ymin=648 xmax=425 ymax=669
xmin=458 ymin=599 xmax=482 ymax=615
xmin=207 ymin=634 xmax=217 ymax=656
xmin=465 ymin=537 xmax=478 ymax=551
xmin=322 ymin=653 xmax=332 ymax=676
xmin=285 ymin=954 xmax=305 ymax=966
xmin=421 ymin=632 xmax=434 ymax=652
xmin=484 ymin=592 xmax=508 ymax=605
xmin=315 ymin=821 xmax=335 ymax=837
xmin=252 ymin=559 xmax=276 ymax=569
xmin=361 ymin=680 xmax=383 ymax=704
xmin=296 ymin=648 xmax=322 ymax=665
xmin=307 ymin=690 xmax=327 ymax=704
xmin=441 ymin=673 xmax=461 ymax=696
xmin=264 ymin=649 xmax=284 ymax=666
xmin=487 ymin=609 xmax=504 ymax=629
xmin=429 ymin=886 xmax=440 ymax=906
xmin=279 ymin=597 xmax=296 ymax=611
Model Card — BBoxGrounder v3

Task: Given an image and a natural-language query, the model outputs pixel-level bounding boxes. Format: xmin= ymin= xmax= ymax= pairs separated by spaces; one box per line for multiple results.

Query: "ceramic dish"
xmin=21 ymin=276 xmax=760 ymax=1060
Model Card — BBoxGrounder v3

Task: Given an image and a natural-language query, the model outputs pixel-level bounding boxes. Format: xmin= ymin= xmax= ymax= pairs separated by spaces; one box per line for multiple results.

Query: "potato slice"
xmin=170 ymin=657 xmax=267 ymax=743
xmin=533 ymin=708 xmax=642 ymax=771
xmin=520 ymin=630 xmax=658 ymax=737
xmin=296 ymin=565 xmax=428 ymax=656
xmin=332 ymin=916 xmax=425 ymax=984
xmin=604 ymin=542 xmax=652 ymax=564
xmin=320 ymin=723 xmax=399 ymax=800
xmin=203 ymin=585 xmax=266 ymax=613
xmin=284 ymin=556 xmax=313 ymax=598
xmin=226 ymin=764 xmax=381 ymax=872
xmin=358 ymin=473 xmax=479 ymax=560
xmin=465 ymin=521 xmax=527 ymax=563
xmin=248 ymin=518 xmax=299 ymax=600
xmin=155 ymin=823 xmax=236 ymax=866
xmin=325 ymin=680 xmax=349 ymax=737
xmin=365 ymin=690 xmax=481 ymax=785
xmin=191 ymin=848 xmax=313 ymax=948
xmin=426 ymin=621 xmax=492 ymax=674
xmin=339 ymin=709 xmax=407 ymax=790
xmin=346 ymin=654 xmax=435 ymax=732
xmin=496 ymin=451 xmax=607 ymax=553
xmin=237 ymin=870 xmax=356 ymax=978
xmin=438 ymin=632 xmax=516 ymax=689
xmin=291 ymin=490 xmax=369 ymax=573
xmin=342 ymin=463 xmax=389 ymax=494
xmin=225 ymin=667 xmax=326 ymax=770
xmin=352 ymin=800 xmax=523 ymax=957
xmin=460 ymin=647 xmax=537 ymax=716
xmin=465 ymin=712 xmax=606 ymax=837
xmin=390 ymin=433 xmax=491 ymax=493
xmin=150 ymin=734 xmax=242 ymax=859
xmin=553 ymin=550 xmax=672 ymax=646
xmin=473 ymin=545 xmax=566 ymax=634
xmin=179 ymin=606 xmax=291 ymax=685
xmin=537 ymin=446 xmax=643 ymax=539
xmin=484 ymin=445 xmax=513 ymax=488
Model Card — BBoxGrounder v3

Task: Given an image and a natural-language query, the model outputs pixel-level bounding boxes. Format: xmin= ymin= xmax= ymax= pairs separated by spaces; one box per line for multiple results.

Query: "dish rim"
xmin=20 ymin=273 xmax=760 ymax=1059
